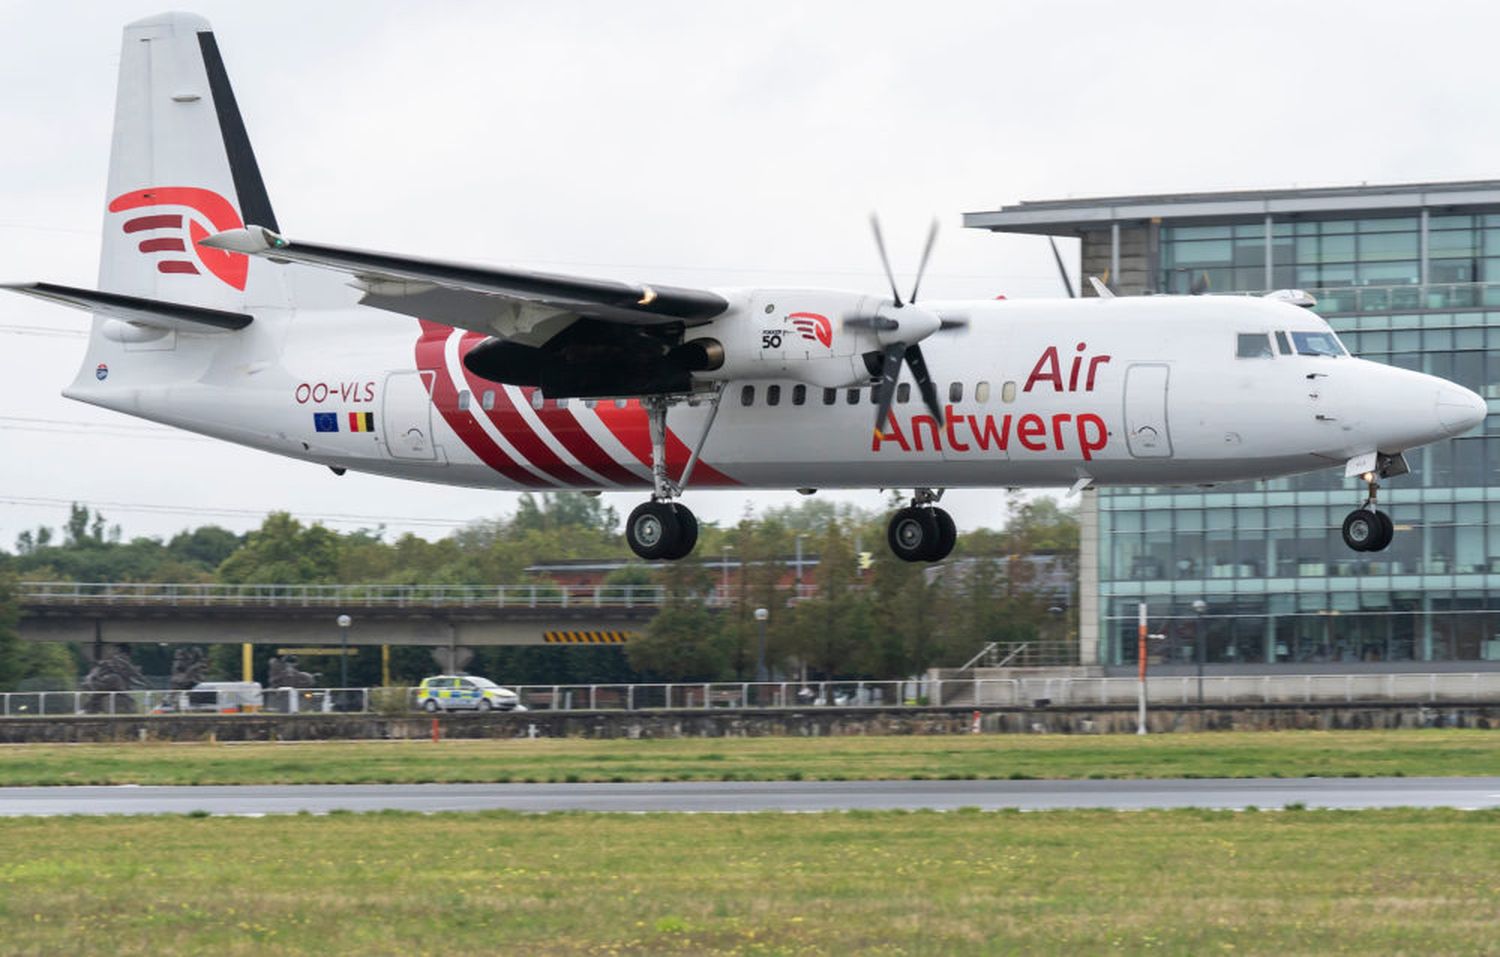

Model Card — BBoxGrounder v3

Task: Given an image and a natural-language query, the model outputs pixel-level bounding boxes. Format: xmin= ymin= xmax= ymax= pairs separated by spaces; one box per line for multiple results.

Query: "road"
xmin=2 ymin=777 xmax=1498 ymax=816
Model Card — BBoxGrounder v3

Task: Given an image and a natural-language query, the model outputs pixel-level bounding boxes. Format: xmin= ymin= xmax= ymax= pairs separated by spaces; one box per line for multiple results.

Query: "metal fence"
xmin=3 ymin=673 xmax=1499 ymax=717
xmin=17 ymin=581 xmax=667 ymax=609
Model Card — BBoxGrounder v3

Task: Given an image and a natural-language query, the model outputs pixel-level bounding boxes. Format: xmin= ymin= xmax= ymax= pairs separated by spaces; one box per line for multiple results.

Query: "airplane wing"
xmin=202 ymin=227 xmax=729 ymax=344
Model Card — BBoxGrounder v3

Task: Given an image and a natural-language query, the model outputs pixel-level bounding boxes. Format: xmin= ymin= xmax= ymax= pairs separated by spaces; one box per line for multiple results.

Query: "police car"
xmin=416 ymin=675 xmax=521 ymax=713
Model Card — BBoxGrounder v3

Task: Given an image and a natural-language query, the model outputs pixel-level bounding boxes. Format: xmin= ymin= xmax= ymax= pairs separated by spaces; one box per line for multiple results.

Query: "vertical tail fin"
xmin=100 ymin=13 xmax=284 ymax=310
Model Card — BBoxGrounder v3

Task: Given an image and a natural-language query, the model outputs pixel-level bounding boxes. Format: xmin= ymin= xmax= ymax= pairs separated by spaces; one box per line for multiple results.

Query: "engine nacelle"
xmin=683 ymin=290 xmax=883 ymax=390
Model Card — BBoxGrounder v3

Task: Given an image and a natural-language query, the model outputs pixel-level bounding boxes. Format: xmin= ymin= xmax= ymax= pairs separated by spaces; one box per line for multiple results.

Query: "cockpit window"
xmin=1236 ymin=333 xmax=1274 ymax=358
xmin=1290 ymin=330 xmax=1346 ymax=357
xmin=1274 ymin=330 xmax=1292 ymax=355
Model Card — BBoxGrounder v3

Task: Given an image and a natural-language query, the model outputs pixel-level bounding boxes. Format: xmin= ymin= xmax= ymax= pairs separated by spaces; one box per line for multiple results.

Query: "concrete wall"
xmin=2 ymin=704 xmax=1494 ymax=744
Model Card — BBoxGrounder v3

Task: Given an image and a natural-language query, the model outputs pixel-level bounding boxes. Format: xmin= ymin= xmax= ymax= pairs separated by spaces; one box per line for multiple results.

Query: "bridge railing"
xmin=3 ymin=672 xmax=1498 ymax=718
xmin=15 ymin=581 xmax=668 ymax=609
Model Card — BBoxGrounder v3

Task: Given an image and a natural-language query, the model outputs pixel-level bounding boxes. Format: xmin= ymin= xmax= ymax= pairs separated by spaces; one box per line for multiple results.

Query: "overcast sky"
xmin=2 ymin=0 xmax=1495 ymax=550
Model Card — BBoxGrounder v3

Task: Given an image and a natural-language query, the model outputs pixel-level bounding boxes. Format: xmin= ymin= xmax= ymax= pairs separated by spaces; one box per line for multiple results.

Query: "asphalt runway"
xmin=2 ymin=777 xmax=1498 ymax=816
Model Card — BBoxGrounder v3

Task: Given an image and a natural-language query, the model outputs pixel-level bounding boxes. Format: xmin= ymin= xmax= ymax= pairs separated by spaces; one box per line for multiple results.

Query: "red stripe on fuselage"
xmin=592 ymin=400 xmax=738 ymax=487
xmin=414 ymin=321 xmax=549 ymax=488
xmin=451 ymin=331 xmax=596 ymax=487
xmin=527 ymin=389 xmax=645 ymax=487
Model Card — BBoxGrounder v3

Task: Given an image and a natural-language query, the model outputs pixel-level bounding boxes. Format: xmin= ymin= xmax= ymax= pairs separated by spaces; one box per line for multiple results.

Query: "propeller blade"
xmin=908 ymin=218 xmax=939 ymax=304
xmin=872 ymin=342 xmax=906 ymax=433
xmin=1048 ymin=237 xmax=1076 ymax=299
xmin=869 ymin=213 xmax=903 ymax=308
xmin=904 ymin=342 xmax=944 ymax=424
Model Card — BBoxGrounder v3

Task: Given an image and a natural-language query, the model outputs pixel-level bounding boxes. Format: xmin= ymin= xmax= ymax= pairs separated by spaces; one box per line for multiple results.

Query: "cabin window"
xmin=615 ymin=398 xmax=628 ymax=409
xmin=740 ymin=385 xmax=756 ymax=406
xmin=822 ymin=388 xmax=837 ymax=406
xmin=949 ymin=382 xmax=963 ymax=403
xmin=792 ymin=384 xmax=807 ymax=406
xmin=1274 ymin=330 xmax=1292 ymax=355
xmin=532 ymin=391 xmax=545 ymax=410
xmin=457 ymin=390 xmax=471 ymax=411
xmin=897 ymin=382 xmax=911 ymax=404
xmin=555 ymin=398 xmax=569 ymax=409
xmin=1001 ymin=381 xmax=1017 ymax=403
xmin=870 ymin=387 xmax=881 ymax=405
xmin=847 ymin=388 xmax=861 ymax=405
xmin=1291 ymin=330 xmax=1346 ymax=357
xmin=583 ymin=398 xmax=596 ymax=409
xmin=767 ymin=384 xmax=782 ymax=406
xmin=1236 ymin=333 xmax=1274 ymax=358
xmin=975 ymin=381 xmax=991 ymax=403
xmin=481 ymin=390 xmax=496 ymax=411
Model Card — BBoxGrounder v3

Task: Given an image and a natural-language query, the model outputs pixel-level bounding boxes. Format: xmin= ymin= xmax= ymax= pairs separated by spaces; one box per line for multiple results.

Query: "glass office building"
xmin=966 ymin=183 xmax=1500 ymax=672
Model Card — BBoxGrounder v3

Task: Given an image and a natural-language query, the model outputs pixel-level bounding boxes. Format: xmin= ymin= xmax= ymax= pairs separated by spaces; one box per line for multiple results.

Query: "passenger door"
xmin=1123 ymin=363 xmax=1173 ymax=458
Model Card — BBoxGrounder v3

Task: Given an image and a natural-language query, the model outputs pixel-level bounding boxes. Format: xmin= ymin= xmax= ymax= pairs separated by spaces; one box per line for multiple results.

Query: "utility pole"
xmin=1192 ymin=599 xmax=1208 ymax=705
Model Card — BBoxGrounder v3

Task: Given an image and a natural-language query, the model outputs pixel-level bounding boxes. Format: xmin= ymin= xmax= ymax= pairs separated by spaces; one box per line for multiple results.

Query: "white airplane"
xmin=4 ymin=14 xmax=1487 ymax=563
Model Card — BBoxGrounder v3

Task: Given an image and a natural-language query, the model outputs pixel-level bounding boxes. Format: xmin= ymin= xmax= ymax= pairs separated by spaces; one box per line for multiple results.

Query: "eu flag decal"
xmin=348 ymin=412 xmax=375 ymax=433
xmin=313 ymin=412 xmax=339 ymax=433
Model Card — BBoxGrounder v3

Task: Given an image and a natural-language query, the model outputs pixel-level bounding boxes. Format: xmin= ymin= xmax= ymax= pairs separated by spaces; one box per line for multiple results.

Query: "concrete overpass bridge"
xmin=16 ymin=581 xmax=665 ymax=650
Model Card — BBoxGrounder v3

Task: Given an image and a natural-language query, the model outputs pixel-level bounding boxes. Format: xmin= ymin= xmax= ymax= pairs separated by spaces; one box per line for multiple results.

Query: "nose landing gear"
xmin=1341 ymin=475 xmax=1394 ymax=552
xmin=886 ymin=489 xmax=956 ymax=563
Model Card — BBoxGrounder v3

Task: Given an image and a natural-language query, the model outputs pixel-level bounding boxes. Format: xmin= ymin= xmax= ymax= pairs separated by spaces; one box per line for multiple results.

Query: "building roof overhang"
xmin=964 ymin=179 xmax=1500 ymax=235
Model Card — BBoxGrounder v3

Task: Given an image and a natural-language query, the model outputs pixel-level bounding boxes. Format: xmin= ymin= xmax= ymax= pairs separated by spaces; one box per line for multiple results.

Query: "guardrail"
xmin=3 ymin=673 xmax=1497 ymax=717
xmin=16 ymin=581 xmax=668 ymax=609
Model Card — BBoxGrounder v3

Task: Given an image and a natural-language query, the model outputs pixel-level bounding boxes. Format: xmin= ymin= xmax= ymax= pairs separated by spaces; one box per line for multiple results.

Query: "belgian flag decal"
xmin=348 ymin=412 xmax=375 ymax=433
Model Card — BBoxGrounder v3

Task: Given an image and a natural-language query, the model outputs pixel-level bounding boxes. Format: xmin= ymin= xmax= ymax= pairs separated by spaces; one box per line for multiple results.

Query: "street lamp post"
xmin=1192 ymin=600 xmax=1207 ymax=705
xmin=754 ymin=607 xmax=769 ymax=683
xmin=721 ymin=545 xmax=733 ymax=605
xmin=337 ymin=614 xmax=352 ymax=688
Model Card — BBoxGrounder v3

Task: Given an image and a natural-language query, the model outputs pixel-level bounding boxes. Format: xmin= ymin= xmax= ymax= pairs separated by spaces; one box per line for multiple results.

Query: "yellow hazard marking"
xmin=543 ymin=630 xmax=635 ymax=644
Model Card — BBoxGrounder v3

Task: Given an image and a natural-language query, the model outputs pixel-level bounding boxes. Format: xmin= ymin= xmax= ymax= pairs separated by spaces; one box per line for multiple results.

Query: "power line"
xmin=0 ymin=416 xmax=208 ymax=442
xmin=0 ymin=323 xmax=87 ymax=338
xmin=0 ymin=494 xmax=477 ymax=530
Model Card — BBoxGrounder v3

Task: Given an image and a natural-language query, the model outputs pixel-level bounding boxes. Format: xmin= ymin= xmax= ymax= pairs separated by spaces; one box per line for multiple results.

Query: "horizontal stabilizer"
xmin=1 ymin=282 xmax=252 ymax=332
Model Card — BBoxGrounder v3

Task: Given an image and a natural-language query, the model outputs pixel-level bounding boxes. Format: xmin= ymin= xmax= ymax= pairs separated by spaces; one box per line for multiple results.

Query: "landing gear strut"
xmin=886 ymin=489 xmax=956 ymax=563
xmin=624 ymin=391 xmax=719 ymax=561
xmin=1341 ymin=474 xmax=1394 ymax=553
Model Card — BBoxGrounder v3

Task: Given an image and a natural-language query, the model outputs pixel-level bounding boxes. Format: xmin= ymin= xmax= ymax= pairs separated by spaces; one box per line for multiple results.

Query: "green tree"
xmin=216 ymin=513 xmax=342 ymax=584
xmin=626 ymin=560 xmax=727 ymax=681
xmin=0 ymin=574 xmax=20 ymax=691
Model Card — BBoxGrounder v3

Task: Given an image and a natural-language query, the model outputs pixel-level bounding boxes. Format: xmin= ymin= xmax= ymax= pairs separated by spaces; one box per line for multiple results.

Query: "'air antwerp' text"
xmin=873 ymin=405 xmax=1109 ymax=460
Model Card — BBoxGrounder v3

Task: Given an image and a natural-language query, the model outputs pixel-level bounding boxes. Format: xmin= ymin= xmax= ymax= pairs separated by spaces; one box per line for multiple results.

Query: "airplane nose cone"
xmin=1437 ymin=385 xmax=1487 ymax=436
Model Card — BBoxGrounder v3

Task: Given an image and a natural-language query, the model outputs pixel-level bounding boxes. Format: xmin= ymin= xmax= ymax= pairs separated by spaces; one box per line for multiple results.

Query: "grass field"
xmin=1 ymin=729 xmax=1497 ymax=787
xmin=1 ymin=808 xmax=1497 ymax=956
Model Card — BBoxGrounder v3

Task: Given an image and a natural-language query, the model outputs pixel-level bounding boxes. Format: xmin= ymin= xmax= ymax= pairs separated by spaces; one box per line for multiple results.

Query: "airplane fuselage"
xmin=63 ymin=292 xmax=1478 ymax=494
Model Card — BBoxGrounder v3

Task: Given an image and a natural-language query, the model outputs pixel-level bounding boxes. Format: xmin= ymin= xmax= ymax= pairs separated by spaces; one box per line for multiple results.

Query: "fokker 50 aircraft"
xmin=4 ymin=14 xmax=1488 ymax=562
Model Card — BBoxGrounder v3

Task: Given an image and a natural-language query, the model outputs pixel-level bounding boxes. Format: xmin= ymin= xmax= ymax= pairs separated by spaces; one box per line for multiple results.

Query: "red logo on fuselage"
xmin=108 ymin=187 xmax=248 ymax=290
xmin=788 ymin=312 xmax=833 ymax=348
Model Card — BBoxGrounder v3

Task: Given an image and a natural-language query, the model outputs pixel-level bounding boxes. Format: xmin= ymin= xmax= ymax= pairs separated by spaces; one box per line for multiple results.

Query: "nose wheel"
xmin=887 ymin=490 xmax=956 ymax=563
xmin=1341 ymin=477 xmax=1394 ymax=552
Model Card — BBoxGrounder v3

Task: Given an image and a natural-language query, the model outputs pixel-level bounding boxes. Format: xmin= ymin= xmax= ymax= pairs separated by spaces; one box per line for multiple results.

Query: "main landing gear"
xmin=887 ymin=489 xmax=956 ymax=563
xmin=624 ymin=391 xmax=721 ymax=561
xmin=1341 ymin=474 xmax=1394 ymax=553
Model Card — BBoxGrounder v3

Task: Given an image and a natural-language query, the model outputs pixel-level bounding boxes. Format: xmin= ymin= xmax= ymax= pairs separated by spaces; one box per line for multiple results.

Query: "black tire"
xmin=1369 ymin=510 xmax=1395 ymax=552
xmin=888 ymin=507 xmax=939 ymax=563
xmin=477 ymin=699 xmax=492 ymax=713
xmin=422 ymin=698 xmax=440 ymax=713
xmin=929 ymin=508 xmax=957 ymax=562
xmin=626 ymin=502 xmax=681 ymax=560
xmin=1341 ymin=509 xmax=1378 ymax=551
xmin=665 ymin=505 xmax=699 ymax=560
